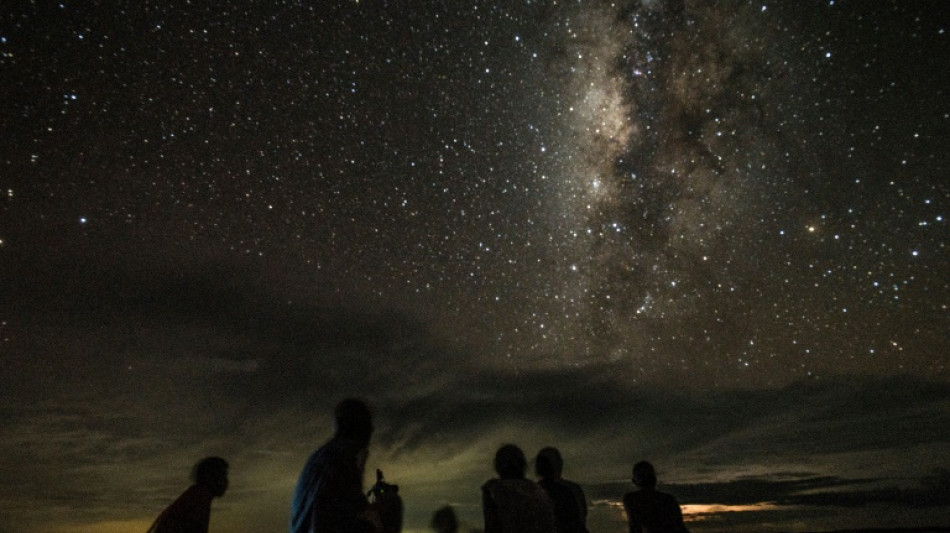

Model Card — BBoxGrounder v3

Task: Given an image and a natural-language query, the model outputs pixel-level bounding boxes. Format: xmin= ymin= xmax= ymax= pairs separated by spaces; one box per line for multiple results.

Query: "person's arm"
xmin=671 ymin=495 xmax=689 ymax=533
xmin=573 ymin=483 xmax=589 ymax=531
xmin=312 ymin=450 xmax=375 ymax=533
xmin=482 ymin=485 xmax=499 ymax=533
xmin=622 ymin=493 xmax=641 ymax=533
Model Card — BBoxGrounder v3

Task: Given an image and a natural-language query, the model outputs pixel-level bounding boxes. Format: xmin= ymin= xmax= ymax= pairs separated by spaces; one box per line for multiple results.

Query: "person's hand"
xmin=361 ymin=506 xmax=383 ymax=533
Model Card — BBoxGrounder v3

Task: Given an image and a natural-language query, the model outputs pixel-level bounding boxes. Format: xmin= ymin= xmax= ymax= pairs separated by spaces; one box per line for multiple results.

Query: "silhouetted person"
xmin=430 ymin=505 xmax=459 ymax=533
xmin=481 ymin=444 xmax=556 ymax=533
xmin=368 ymin=468 xmax=403 ymax=533
xmin=147 ymin=456 xmax=229 ymax=533
xmin=290 ymin=398 xmax=379 ymax=533
xmin=535 ymin=447 xmax=588 ymax=533
xmin=623 ymin=461 xmax=689 ymax=533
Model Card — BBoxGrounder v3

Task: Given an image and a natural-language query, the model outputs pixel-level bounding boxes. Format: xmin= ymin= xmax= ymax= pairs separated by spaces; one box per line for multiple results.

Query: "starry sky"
xmin=1 ymin=1 xmax=948 ymax=532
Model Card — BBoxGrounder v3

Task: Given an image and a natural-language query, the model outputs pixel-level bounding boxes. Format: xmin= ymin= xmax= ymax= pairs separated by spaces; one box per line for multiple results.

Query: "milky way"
xmin=458 ymin=0 xmax=948 ymax=385
xmin=2 ymin=1 xmax=946 ymax=384
xmin=532 ymin=1 xmax=806 ymax=376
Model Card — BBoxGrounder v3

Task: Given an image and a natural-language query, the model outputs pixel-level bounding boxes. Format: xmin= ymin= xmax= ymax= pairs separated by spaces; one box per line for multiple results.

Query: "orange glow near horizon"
xmin=595 ymin=499 xmax=792 ymax=526
xmin=682 ymin=502 xmax=787 ymax=522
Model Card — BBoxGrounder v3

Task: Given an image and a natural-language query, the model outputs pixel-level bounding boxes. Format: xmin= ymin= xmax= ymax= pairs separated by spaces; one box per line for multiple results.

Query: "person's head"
xmin=334 ymin=398 xmax=373 ymax=447
xmin=535 ymin=446 xmax=563 ymax=480
xmin=632 ymin=461 xmax=657 ymax=490
xmin=494 ymin=444 xmax=527 ymax=479
xmin=430 ymin=505 xmax=459 ymax=533
xmin=192 ymin=456 xmax=229 ymax=497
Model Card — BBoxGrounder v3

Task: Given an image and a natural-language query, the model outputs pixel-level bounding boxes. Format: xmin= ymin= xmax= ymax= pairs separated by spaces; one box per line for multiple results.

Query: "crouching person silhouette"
xmin=147 ymin=456 xmax=229 ymax=533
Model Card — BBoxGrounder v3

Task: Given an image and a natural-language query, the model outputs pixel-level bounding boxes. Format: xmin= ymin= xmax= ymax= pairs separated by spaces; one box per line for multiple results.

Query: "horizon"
xmin=5 ymin=375 xmax=949 ymax=532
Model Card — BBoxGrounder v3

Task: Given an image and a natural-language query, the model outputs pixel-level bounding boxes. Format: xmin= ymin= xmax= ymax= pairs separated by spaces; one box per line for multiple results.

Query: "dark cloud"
xmin=584 ymin=471 xmax=950 ymax=533
xmin=2 ymin=251 xmax=949 ymax=531
xmin=783 ymin=471 xmax=950 ymax=509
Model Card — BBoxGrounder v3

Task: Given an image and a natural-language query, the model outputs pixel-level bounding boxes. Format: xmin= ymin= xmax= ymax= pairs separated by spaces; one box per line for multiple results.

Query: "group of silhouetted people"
xmin=481 ymin=444 xmax=582 ymax=533
xmin=147 ymin=398 xmax=689 ymax=533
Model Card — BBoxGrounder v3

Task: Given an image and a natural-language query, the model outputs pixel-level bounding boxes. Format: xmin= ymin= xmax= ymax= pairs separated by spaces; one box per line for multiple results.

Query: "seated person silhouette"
xmin=623 ymin=461 xmax=689 ymax=533
xmin=147 ymin=456 xmax=229 ymax=533
xmin=481 ymin=444 xmax=556 ymax=533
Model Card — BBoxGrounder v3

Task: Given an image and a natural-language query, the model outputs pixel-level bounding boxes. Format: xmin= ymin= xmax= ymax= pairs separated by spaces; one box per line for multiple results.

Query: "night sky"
xmin=1 ymin=1 xmax=948 ymax=532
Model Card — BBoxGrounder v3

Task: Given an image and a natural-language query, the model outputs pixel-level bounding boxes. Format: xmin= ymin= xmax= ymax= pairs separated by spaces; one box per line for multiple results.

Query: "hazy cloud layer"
xmin=2 ymin=258 xmax=949 ymax=531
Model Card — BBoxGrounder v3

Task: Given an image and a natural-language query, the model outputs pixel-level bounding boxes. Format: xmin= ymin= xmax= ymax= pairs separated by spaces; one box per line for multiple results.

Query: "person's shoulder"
xmin=482 ymin=478 xmax=501 ymax=491
xmin=527 ymin=478 xmax=552 ymax=496
xmin=313 ymin=436 xmax=356 ymax=461
xmin=484 ymin=478 xmax=545 ymax=499
xmin=300 ymin=440 xmax=329 ymax=463
xmin=561 ymin=478 xmax=583 ymax=490
xmin=524 ymin=479 xmax=556 ymax=507
xmin=541 ymin=478 xmax=573 ymax=495
xmin=623 ymin=489 xmax=650 ymax=506
xmin=556 ymin=478 xmax=584 ymax=495
xmin=177 ymin=484 xmax=213 ymax=505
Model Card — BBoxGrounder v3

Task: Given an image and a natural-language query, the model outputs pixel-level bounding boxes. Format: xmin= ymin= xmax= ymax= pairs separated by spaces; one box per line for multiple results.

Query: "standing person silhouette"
xmin=147 ymin=456 xmax=229 ymax=533
xmin=623 ymin=461 xmax=689 ymax=533
xmin=535 ymin=447 xmax=588 ymax=533
xmin=482 ymin=444 xmax=556 ymax=533
xmin=289 ymin=398 xmax=380 ymax=533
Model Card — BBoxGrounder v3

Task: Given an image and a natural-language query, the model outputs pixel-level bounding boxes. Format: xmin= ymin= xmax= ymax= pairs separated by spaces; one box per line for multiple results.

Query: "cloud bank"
xmin=2 ymin=257 xmax=948 ymax=532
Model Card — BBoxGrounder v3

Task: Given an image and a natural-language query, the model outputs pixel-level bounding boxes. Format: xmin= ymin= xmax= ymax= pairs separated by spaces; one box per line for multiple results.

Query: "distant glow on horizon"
xmin=47 ymin=519 xmax=153 ymax=533
xmin=597 ymin=499 xmax=788 ymax=523
xmin=682 ymin=502 xmax=788 ymax=521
